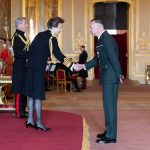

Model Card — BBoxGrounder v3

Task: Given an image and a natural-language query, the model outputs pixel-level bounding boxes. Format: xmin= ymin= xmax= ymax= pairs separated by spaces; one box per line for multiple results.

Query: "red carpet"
xmin=0 ymin=110 xmax=89 ymax=150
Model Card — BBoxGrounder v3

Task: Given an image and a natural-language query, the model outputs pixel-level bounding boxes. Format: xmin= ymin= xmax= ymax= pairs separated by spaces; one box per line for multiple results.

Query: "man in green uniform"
xmin=74 ymin=18 xmax=123 ymax=144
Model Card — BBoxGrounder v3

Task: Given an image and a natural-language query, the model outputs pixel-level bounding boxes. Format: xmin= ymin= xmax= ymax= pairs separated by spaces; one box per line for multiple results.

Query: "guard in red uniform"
xmin=0 ymin=42 xmax=9 ymax=62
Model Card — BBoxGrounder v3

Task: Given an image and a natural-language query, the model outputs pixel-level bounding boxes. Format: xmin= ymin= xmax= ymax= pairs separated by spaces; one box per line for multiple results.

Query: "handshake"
xmin=71 ymin=63 xmax=86 ymax=72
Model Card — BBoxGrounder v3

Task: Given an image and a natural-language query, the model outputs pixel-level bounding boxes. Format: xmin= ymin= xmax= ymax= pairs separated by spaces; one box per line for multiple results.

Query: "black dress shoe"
xmin=26 ymin=121 xmax=35 ymax=128
xmin=97 ymin=131 xmax=106 ymax=139
xmin=96 ymin=136 xmax=116 ymax=144
xmin=35 ymin=124 xmax=51 ymax=131
xmin=20 ymin=114 xmax=28 ymax=119
xmin=24 ymin=113 xmax=28 ymax=118
xmin=81 ymin=87 xmax=86 ymax=89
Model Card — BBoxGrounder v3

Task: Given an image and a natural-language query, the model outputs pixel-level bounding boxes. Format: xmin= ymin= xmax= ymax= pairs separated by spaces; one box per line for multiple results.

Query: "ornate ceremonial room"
xmin=0 ymin=0 xmax=150 ymax=150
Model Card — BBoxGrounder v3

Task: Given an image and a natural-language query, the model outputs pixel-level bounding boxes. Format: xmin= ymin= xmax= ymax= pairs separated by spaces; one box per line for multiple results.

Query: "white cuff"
xmin=70 ymin=63 xmax=74 ymax=71
xmin=83 ymin=64 xmax=86 ymax=70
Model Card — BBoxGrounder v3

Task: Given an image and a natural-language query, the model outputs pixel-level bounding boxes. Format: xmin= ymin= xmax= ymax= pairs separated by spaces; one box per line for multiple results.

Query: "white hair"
xmin=15 ymin=17 xmax=27 ymax=28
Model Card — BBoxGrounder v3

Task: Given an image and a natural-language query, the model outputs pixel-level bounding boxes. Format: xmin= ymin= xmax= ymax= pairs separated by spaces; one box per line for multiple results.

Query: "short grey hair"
xmin=15 ymin=17 xmax=27 ymax=28
xmin=90 ymin=18 xmax=104 ymax=28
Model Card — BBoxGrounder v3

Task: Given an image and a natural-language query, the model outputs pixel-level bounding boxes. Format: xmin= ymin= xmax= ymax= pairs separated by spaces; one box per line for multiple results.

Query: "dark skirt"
xmin=25 ymin=69 xmax=45 ymax=100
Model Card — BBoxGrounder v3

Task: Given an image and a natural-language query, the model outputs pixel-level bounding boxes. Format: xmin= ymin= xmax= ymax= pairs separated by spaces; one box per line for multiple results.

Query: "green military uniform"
xmin=85 ymin=30 xmax=122 ymax=139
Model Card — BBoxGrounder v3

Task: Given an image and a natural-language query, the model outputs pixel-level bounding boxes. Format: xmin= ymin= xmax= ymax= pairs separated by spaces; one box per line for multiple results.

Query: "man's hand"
xmin=120 ymin=75 xmax=124 ymax=84
xmin=73 ymin=63 xmax=85 ymax=71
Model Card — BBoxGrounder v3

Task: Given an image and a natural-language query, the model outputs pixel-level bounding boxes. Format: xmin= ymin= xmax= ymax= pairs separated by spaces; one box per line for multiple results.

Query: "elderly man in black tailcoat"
xmin=12 ymin=17 xmax=30 ymax=118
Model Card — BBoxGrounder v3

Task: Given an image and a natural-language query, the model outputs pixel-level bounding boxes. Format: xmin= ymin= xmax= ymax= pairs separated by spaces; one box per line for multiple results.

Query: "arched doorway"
xmin=93 ymin=2 xmax=129 ymax=79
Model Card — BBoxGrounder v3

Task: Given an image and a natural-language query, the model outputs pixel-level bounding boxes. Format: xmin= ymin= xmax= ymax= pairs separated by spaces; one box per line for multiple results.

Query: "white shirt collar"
xmin=49 ymin=29 xmax=52 ymax=32
xmin=98 ymin=30 xmax=106 ymax=39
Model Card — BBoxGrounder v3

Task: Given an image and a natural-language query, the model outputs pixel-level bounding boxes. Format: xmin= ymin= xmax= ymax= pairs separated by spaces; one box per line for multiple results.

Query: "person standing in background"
xmin=78 ymin=45 xmax=88 ymax=89
xmin=12 ymin=17 xmax=30 ymax=118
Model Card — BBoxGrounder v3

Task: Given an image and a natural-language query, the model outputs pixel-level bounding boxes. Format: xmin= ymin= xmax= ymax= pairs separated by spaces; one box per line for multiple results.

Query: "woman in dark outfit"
xmin=25 ymin=17 xmax=73 ymax=131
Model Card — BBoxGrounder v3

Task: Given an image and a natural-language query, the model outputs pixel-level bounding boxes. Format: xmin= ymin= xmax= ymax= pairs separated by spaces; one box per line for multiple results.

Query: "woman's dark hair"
xmin=47 ymin=17 xmax=64 ymax=29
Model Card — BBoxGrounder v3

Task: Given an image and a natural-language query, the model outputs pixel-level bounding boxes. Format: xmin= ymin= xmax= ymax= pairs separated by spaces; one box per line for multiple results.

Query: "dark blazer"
xmin=12 ymin=29 xmax=29 ymax=94
xmin=25 ymin=30 xmax=73 ymax=100
xmin=85 ymin=31 xmax=122 ymax=83
xmin=78 ymin=50 xmax=88 ymax=64
xmin=78 ymin=50 xmax=88 ymax=78
xmin=26 ymin=30 xmax=68 ymax=73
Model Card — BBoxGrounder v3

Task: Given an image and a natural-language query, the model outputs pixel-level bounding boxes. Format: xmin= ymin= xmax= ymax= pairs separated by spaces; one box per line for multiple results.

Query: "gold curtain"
xmin=25 ymin=0 xmax=58 ymax=41
xmin=0 ymin=0 xmax=11 ymax=40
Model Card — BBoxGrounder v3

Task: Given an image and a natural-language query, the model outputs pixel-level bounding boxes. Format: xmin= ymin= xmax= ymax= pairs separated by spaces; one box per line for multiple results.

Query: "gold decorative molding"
xmin=21 ymin=0 xmax=59 ymax=41
xmin=136 ymin=0 xmax=150 ymax=54
xmin=58 ymin=0 xmax=62 ymax=49
xmin=73 ymin=32 xmax=85 ymax=53
xmin=135 ymin=53 xmax=150 ymax=57
xmin=84 ymin=0 xmax=88 ymax=49
xmin=72 ymin=0 xmax=75 ymax=51
xmin=0 ymin=0 xmax=11 ymax=40
xmin=21 ymin=0 xmax=26 ymax=16
xmin=94 ymin=0 xmax=135 ymax=4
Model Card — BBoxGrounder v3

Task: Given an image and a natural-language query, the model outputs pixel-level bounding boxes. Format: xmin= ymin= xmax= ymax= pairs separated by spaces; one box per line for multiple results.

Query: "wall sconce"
xmin=73 ymin=32 xmax=86 ymax=53
xmin=4 ymin=17 xmax=9 ymax=40
xmin=138 ymin=32 xmax=150 ymax=51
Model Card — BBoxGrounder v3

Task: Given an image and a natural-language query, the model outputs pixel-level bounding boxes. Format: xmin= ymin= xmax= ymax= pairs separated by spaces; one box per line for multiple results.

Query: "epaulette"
xmin=12 ymin=32 xmax=30 ymax=51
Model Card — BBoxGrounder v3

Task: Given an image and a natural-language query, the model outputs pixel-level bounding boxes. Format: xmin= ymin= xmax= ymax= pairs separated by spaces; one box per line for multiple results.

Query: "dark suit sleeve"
xmin=104 ymin=36 xmax=122 ymax=79
xmin=13 ymin=36 xmax=28 ymax=59
xmin=51 ymin=37 xmax=65 ymax=62
xmin=85 ymin=56 xmax=98 ymax=70
xmin=51 ymin=37 xmax=73 ymax=68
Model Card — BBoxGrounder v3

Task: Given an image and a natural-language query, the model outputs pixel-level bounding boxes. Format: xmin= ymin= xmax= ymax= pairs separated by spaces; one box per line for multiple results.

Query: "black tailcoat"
xmin=12 ymin=29 xmax=29 ymax=94
xmin=25 ymin=30 xmax=72 ymax=100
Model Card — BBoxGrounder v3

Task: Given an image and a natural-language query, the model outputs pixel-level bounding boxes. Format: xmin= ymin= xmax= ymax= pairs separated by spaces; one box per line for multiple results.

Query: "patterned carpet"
xmin=2 ymin=79 xmax=150 ymax=150
xmin=43 ymin=79 xmax=150 ymax=110
xmin=43 ymin=79 xmax=150 ymax=150
xmin=0 ymin=110 xmax=87 ymax=150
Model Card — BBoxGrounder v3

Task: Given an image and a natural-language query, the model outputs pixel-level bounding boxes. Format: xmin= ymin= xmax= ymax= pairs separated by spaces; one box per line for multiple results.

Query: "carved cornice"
xmin=93 ymin=0 xmax=134 ymax=4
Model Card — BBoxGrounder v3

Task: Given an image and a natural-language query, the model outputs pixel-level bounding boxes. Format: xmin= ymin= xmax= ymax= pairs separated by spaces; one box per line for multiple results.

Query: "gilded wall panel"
xmin=24 ymin=0 xmax=58 ymax=41
xmin=0 ymin=0 xmax=11 ymax=40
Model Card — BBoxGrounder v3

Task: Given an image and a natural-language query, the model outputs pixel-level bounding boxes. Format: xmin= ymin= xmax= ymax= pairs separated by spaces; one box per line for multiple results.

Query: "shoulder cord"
xmin=49 ymin=36 xmax=72 ymax=67
xmin=49 ymin=36 xmax=57 ymax=63
xmin=12 ymin=33 xmax=30 ymax=51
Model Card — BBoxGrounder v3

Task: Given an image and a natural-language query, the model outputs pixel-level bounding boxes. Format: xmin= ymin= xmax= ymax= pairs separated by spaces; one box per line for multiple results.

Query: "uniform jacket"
xmin=85 ymin=31 xmax=122 ymax=83
xmin=12 ymin=29 xmax=29 ymax=94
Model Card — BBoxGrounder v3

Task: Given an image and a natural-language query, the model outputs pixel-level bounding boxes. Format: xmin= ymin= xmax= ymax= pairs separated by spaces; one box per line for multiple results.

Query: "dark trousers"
xmin=102 ymin=83 xmax=119 ymax=139
xmin=82 ymin=78 xmax=87 ymax=89
xmin=67 ymin=78 xmax=80 ymax=91
xmin=15 ymin=94 xmax=27 ymax=117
